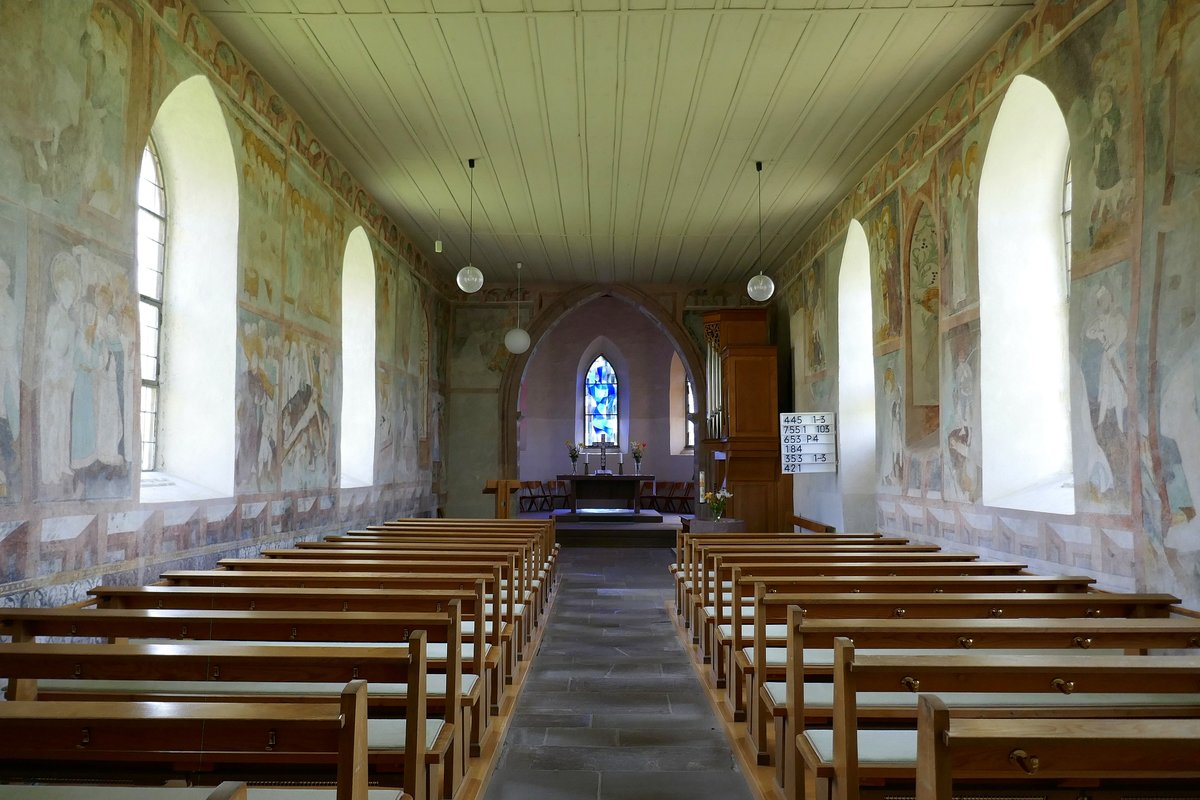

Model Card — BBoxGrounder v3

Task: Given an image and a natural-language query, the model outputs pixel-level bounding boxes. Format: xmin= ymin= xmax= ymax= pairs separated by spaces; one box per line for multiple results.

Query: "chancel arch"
xmin=499 ymin=285 xmax=704 ymax=483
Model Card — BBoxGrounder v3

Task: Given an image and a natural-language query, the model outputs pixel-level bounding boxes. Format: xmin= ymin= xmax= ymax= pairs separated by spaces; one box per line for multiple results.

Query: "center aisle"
xmin=483 ymin=546 xmax=756 ymax=800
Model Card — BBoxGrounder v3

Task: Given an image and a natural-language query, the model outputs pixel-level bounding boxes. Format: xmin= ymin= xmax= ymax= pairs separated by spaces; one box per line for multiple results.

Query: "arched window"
xmin=339 ymin=226 xmax=376 ymax=488
xmin=583 ymin=355 xmax=619 ymax=447
xmin=668 ymin=351 xmax=695 ymax=453
xmin=978 ymin=74 xmax=1074 ymax=514
xmin=136 ymin=140 xmax=166 ymax=472
xmin=837 ymin=220 xmax=877 ymax=531
xmin=139 ymin=75 xmax=238 ymax=501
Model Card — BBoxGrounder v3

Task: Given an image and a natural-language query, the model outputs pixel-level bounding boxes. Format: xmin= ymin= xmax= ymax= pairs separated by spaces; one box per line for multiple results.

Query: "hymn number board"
xmin=780 ymin=413 xmax=837 ymax=473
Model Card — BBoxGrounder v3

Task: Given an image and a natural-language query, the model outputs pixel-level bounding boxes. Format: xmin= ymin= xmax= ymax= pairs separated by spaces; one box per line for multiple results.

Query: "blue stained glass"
xmin=584 ymin=355 xmax=619 ymax=446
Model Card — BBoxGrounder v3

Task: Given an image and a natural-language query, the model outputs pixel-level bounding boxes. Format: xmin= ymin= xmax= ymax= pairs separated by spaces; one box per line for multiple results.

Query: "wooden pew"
xmin=915 ymin=694 xmax=1200 ymax=800
xmin=268 ymin=543 xmax=542 ymax=635
xmin=162 ymin=566 xmax=515 ymax=688
xmin=212 ymin=555 xmax=525 ymax=684
xmin=798 ymin=638 xmax=1200 ymax=800
xmin=0 ymin=683 xmax=375 ymax=799
xmin=0 ymin=609 xmax=462 ymax=799
xmin=0 ymin=640 xmax=439 ymax=800
xmin=685 ymin=546 xmax=977 ymax=648
xmin=328 ymin=534 xmax=553 ymax=620
xmin=0 ymin=785 xmax=253 ymax=800
xmin=86 ymin=583 xmax=496 ymax=747
xmin=748 ymin=588 xmax=1181 ymax=776
xmin=720 ymin=570 xmax=1098 ymax=724
xmin=360 ymin=522 xmax=556 ymax=592
xmin=773 ymin=613 xmax=1200 ymax=796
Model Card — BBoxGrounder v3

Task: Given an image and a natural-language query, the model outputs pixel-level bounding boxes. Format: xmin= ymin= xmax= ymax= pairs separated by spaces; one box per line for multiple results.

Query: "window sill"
xmin=985 ymin=472 xmax=1075 ymax=516
xmin=140 ymin=471 xmax=229 ymax=504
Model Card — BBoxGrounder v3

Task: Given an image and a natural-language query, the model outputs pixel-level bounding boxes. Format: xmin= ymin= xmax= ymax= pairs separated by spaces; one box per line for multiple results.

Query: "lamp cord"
xmin=468 ymin=158 xmax=475 ymax=266
xmin=756 ymin=160 xmax=763 ymax=274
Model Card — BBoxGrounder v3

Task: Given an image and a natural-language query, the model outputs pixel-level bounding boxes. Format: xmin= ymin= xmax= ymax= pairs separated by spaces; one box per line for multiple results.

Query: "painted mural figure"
xmin=0 ymin=257 xmax=19 ymax=437
xmin=1161 ymin=342 xmax=1200 ymax=553
xmin=1084 ymin=283 xmax=1127 ymax=433
xmin=88 ymin=284 xmax=125 ymax=468
xmin=0 ymin=256 xmax=18 ymax=497
xmin=881 ymin=366 xmax=904 ymax=486
xmin=40 ymin=252 xmax=81 ymax=488
xmin=1091 ymin=83 xmax=1122 ymax=235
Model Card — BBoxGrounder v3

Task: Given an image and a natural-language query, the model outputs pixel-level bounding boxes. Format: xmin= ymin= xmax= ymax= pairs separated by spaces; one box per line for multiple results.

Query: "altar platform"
xmin=527 ymin=507 xmax=683 ymax=548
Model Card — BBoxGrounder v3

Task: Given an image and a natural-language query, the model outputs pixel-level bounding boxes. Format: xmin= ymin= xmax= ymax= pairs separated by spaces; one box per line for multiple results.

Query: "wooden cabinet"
xmin=701 ymin=310 xmax=792 ymax=532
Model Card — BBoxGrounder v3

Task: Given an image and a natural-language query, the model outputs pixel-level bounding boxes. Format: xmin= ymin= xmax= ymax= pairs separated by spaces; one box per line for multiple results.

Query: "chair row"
xmin=669 ymin=529 xmax=1200 ymax=800
xmin=0 ymin=517 xmax=559 ymax=800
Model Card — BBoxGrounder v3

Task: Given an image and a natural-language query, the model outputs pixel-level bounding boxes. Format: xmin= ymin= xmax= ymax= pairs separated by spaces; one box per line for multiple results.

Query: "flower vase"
xmin=712 ymin=508 xmax=723 ymax=521
xmin=571 ymin=460 xmax=578 ymax=475
xmin=634 ymin=460 xmax=641 ymax=476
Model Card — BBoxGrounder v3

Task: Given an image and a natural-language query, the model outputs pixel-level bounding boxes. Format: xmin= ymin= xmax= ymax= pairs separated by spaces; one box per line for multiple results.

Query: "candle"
xmin=620 ymin=452 xmax=624 ymax=464
xmin=585 ymin=453 xmax=589 ymax=465
xmin=699 ymin=470 xmax=706 ymax=496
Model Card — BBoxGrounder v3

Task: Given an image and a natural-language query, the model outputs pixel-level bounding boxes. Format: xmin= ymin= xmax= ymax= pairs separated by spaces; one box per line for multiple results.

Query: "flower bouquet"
xmin=701 ymin=487 xmax=732 ymax=520
xmin=631 ymin=441 xmax=647 ymax=474
xmin=565 ymin=440 xmax=583 ymax=472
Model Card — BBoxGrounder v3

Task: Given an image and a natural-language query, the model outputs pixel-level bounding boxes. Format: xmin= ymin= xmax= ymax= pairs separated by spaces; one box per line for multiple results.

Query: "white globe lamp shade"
xmin=747 ymin=272 xmax=775 ymax=302
xmin=456 ymin=264 xmax=484 ymax=293
xmin=504 ymin=327 xmax=531 ymax=355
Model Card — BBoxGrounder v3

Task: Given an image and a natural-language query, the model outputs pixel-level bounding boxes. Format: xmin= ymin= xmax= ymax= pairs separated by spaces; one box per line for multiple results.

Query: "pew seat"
xmin=915 ymin=695 xmax=1200 ymax=800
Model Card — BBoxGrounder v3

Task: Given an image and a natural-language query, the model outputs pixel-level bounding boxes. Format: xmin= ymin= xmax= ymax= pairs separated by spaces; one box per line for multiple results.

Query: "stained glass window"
xmin=584 ymin=355 xmax=618 ymax=446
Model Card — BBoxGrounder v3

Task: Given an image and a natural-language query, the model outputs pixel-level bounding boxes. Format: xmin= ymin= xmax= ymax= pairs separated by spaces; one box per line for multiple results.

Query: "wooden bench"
xmin=798 ymin=638 xmax=1200 ymax=800
xmin=0 ymin=682 xmax=375 ymax=799
xmin=0 ymin=610 xmax=461 ymax=799
xmin=278 ymin=542 xmax=543 ymax=633
xmin=720 ymin=570 xmax=1098 ymax=724
xmin=0 ymin=785 xmax=255 ymax=800
xmin=772 ymin=612 xmax=1200 ymax=797
xmin=0 ymin=639 xmax=441 ymax=799
xmin=87 ymin=585 xmax=494 ymax=753
xmin=163 ymin=565 xmax=518 ymax=689
xmin=915 ymin=694 xmax=1200 ymax=800
xmin=748 ymin=589 xmax=1181 ymax=777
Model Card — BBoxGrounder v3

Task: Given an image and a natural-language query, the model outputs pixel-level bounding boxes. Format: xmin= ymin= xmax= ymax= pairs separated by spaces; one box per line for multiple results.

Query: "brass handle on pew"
xmin=893 ymin=608 xmax=907 ymax=618
xmin=957 ymin=637 xmax=973 ymax=649
xmin=1051 ymin=677 xmax=1075 ymax=694
xmin=80 ymin=728 xmax=90 ymax=747
xmin=990 ymin=608 xmax=1004 ymax=618
xmin=1009 ymin=749 xmax=1040 ymax=775
xmin=901 ymin=677 xmax=920 ymax=692
xmin=1085 ymin=608 xmax=1102 ymax=618
xmin=1072 ymin=636 xmax=1093 ymax=649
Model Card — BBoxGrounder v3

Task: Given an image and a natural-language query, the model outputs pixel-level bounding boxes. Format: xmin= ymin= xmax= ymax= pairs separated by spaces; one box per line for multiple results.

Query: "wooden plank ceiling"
xmin=195 ymin=0 xmax=1032 ymax=288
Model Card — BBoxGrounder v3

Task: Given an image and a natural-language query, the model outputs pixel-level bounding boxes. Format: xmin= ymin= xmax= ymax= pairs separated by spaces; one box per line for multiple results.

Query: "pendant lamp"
xmin=456 ymin=158 xmax=484 ymax=293
xmin=504 ymin=262 xmax=530 ymax=354
xmin=746 ymin=160 xmax=775 ymax=302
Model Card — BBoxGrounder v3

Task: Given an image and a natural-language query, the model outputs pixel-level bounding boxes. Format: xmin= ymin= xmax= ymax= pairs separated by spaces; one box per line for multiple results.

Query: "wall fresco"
xmin=863 ymin=192 xmax=903 ymax=345
xmin=800 ymin=256 xmax=828 ymax=376
xmin=237 ymin=120 xmax=286 ymax=312
xmin=283 ymin=161 xmax=337 ymax=336
xmin=938 ymin=122 xmax=984 ymax=315
xmin=877 ymin=350 xmax=905 ymax=491
xmin=940 ymin=321 xmax=982 ymax=504
xmin=279 ymin=329 xmax=337 ymax=491
xmin=907 ymin=202 xmax=940 ymax=406
xmin=36 ymin=234 xmax=134 ymax=502
xmin=1071 ymin=262 xmax=1132 ymax=513
xmin=235 ymin=310 xmax=282 ymax=494
xmin=0 ymin=203 xmax=26 ymax=505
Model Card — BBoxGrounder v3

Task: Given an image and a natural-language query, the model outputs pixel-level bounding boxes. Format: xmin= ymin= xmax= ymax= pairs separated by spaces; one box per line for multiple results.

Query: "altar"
xmin=557 ymin=474 xmax=654 ymax=513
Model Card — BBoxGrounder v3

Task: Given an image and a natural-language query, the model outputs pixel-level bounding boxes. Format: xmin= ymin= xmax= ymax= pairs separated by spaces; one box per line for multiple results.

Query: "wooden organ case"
xmin=701 ymin=309 xmax=792 ymax=531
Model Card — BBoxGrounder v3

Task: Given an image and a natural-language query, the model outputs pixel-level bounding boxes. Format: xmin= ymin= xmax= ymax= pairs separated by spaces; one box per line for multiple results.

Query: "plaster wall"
xmin=780 ymin=0 xmax=1200 ymax=609
xmin=0 ymin=0 xmax=448 ymax=605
